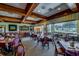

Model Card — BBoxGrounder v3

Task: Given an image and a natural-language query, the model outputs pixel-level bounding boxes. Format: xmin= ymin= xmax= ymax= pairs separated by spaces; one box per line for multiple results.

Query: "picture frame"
xmin=19 ymin=26 xmax=29 ymax=31
xmin=9 ymin=24 xmax=17 ymax=31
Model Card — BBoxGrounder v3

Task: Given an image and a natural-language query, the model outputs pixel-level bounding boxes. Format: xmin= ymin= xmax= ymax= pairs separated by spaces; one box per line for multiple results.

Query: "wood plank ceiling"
xmin=0 ymin=3 xmax=78 ymax=24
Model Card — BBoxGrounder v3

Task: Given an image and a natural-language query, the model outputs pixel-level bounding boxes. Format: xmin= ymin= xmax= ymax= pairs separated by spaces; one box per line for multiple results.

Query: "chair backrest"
xmin=12 ymin=38 xmax=19 ymax=47
xmin=0 ymin=43 xmax=5 ymax=47
xmin=56 ymin=41 xmax=65 ymax=55
xmin=0 ymin=35 xmax=2 ymax=38
xmin=53 ymin=39 xmax=65 ymax=55
xmin=15 ymin=44 xmax=25 ymax=56
xmin=52 ymin=39 xmax=58 ymax=56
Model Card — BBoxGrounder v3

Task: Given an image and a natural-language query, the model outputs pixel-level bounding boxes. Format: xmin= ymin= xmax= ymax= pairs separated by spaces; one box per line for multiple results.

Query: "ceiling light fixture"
xmin=58 ymin=8 xmax=61 ymax=10
xmin=41 ymin=6 xmax=45 ymax=9
xmin=48 ymin=8 xmax=53 ymax=11
xmin=38 ymin=10 xmax=41 ymax=12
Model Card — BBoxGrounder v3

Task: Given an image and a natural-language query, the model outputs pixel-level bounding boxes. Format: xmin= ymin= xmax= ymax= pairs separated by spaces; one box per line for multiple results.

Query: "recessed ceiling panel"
xmin=4 ymin=3 xmax=27 ymax=10
xmin=67 ymin=3 xmax=77 ymax=10
xmin=33 ymin=3 xmax=62 ymax=16
xmin=45 ymin=4 xmax=69 ymax=17
xmin=26 ymin=16 xmax=42 ymax=21
xmin=0 ymin=10 xmax=22 ymax=18
xmin=33 ymin=3 xmax=70 ymax=17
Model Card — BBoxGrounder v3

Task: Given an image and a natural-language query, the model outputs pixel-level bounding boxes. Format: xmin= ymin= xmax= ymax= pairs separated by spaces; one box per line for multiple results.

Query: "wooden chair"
xmin=15 ymin=44 xmax=25 ymax=56
xmin=1 ymin=44 xmax=13 ymax=56
xmin=0 ymin=53 xmax=4 ymax=56
xmin=53 ymin=39 xmax=65 ymax=56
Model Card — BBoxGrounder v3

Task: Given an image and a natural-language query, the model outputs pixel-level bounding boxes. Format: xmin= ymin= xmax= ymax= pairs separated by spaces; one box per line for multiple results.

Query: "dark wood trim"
xmin=36 ymin=20 xmax=42 ymax=23
xmin=22 ymin=3 xmax=39 ymax=22
xmin=31 ymin=12 xmax=47 ymax=19
xmin=0 ymin=16 xmax=37 ymax=23
xmin=25 ymin=20 xmax=37 ymax=24
xmin=24 ymin=3 xmax=34 ymax=13
xmin=47 ymin=9 xmax=76 ymax=20
xmin=21 ymin=3 xmax=33 ymax=21
xmin=0 ymin=3 xmax=26 ymax=16
xmin=0 ymin=16 xmax=21 ymax=20
xmin=37 ymin=8 xmax=78 ymax=24
xmin=76 ymin=3 xmax=79 ymax=12
xmin=4 ymin=20 xmax=21 ymax=23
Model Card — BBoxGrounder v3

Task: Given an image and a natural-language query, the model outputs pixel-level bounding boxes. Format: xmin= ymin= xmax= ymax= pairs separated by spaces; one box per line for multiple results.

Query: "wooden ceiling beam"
xmin=21 ymin=3 xmax=32 ymax=21
xmin=0 ymin=3 xmax=42 ymax=24
xmin=22 ymin=3 xmax=39 ymax=22
xmin=24 ymin=3 xmax=34 ymax=12
xmin=31 ymin=12 xmax=47 ymax=19
xmin=37 ymin=8 xmax=77 ymax=24
xmin=4 ymin=20 xmax=21 ymax=23
xmin=0 ymin=16 xmax=21 ymax=20
xmin=47 ymin=9 xmax=74 ymax=20
xmin=0 ymin=16 xmax=21 ymax=23
xmin=76 ymin=3 xmax=79 ymax=12
xmin=24 ymin=20 xmax=37 ymax=24
xmin=46 ymin=3 xmax=79 ymax=21
xmin=0 ymin=3 xmax=44 ymax=23
xmin=0 ymin=3 xmax=26 ymax=16
xmin=0 ymin=16 xmax=37 ymax=23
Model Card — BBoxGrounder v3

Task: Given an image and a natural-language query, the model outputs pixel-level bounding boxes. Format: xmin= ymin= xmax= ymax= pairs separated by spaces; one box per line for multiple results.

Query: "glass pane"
xmin=54 ymin=21 xmax=77 ymax=33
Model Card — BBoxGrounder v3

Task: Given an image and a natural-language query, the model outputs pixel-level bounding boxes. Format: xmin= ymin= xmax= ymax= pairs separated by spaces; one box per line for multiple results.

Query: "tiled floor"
xmin=22 ymin=37 xmax=55 ymax=56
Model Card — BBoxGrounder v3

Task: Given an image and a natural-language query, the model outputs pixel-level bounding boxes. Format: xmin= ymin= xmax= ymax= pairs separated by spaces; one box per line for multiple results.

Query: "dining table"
xmin=59 ymin=40 xmax=79 ymax=56
xmin=0 ymin=37 xmax=14 ymax=48
xmin=0 ymin=37 xmax=4 ymax=40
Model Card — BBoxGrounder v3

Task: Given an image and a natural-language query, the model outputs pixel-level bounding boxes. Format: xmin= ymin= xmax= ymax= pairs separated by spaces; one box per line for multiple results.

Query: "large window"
xmin=54 ymin=21 xmax=77 ymax=33
xmin=47 ymin=24 xmax=52 ymax=33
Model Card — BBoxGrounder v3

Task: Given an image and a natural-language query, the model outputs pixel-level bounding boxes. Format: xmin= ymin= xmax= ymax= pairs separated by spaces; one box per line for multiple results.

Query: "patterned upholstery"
xmin=15 ymin=44 xmax=25 ymax=56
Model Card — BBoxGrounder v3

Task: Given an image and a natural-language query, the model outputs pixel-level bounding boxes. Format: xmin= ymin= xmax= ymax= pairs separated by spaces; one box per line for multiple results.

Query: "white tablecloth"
xmin=59 ymin=40 xmax=79 ymax=51
xmin=0 ymin=37 xmax=4 ymax=40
